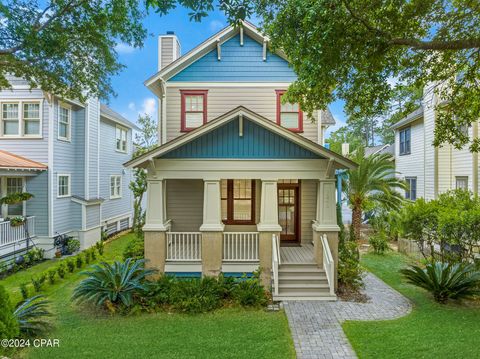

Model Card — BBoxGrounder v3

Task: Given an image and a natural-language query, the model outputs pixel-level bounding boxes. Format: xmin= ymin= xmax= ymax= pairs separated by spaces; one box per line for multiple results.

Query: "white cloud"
xmin=209 ymin=20 xmax=224 ymax=32
xmin=128 ymin=102 xmax=136 ymax=111
xmin=114 ymin=42 xmax=136 ymax=54
xmin=139 ymin=97 xmax=156 ymax=117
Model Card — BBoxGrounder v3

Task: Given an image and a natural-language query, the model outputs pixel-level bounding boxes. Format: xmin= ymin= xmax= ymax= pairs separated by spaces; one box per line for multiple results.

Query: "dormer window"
xmin=180 ymin=90 xmax=208 ymax=132
xmin=276 ymin=90 xmax=303 ymax=132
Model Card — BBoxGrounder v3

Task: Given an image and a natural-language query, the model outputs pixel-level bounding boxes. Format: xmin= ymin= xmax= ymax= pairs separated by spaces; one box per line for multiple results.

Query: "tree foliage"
xmin=0 ymin=0 xmax=146 ymax=101
xmin=151 ymin=0 xmax=480 ymax=151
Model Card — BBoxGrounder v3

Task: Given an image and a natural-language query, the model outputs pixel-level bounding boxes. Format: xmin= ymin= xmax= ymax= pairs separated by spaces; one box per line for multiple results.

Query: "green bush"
xmin=369 ymin=231 xmax=389 ymax=255
xmin=66 ymin=239 xmax=80 ymax=254
xmin=66 ymin=259 xmax=75 ymax=273
xmin=169 ymin=277 xmax=224 ymax=314
xmin=0 ymin=285 xmax=20 ymax=341
xmin=75 ymin=255 xmax=83 ymax=269
xmin=400 ymin=261 xmax=480 ymax=303
xmin=19 ymin=283 xmax=29 ymax=300
xmin=84 ymin=251 xmax=91 ymax=264
xmin=47 ymin=269 xmax=56 ymax=285
xmin=57 ymin=263 xmax=66 ymax=279
xmin=31 ymin=274 xmax=45 ymax=293
xmin=338 ymin=241 xmax=363 ymax=289
xmin=90 ymin=248 xmax=97 ymax=261
xmin=123 ymin=236 xmax=144 ymax=261
xmin=232 ymin=274 xmax=268 ymax=307
xmin=72 ymin=259 xmax=155 ymax=311
xmin=95 ymin=241 xmax=104 ymax=255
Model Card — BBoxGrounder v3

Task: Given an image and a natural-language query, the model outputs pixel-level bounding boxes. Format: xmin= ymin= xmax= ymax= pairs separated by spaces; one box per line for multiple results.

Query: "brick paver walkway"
xmin=284 ymin=273 xmax=411 ymax=359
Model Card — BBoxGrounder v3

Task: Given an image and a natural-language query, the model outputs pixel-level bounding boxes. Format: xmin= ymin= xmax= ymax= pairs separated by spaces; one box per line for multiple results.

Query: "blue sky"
xmin=107 ymin=7 xmax=347 ymax=137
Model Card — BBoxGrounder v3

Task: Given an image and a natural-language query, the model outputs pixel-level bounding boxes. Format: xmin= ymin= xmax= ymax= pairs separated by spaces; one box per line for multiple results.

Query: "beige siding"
xmin=161 ymin=38 xmax=174 ymax=69
xmin=166 ymin=179 xmax=203 ymax=231
xmin=395 ymin=118 xmax=425 ymax=199
xmin=165 ymin=85 xmax=319 ymax=143
xmin=300 ymin=180 xmax=316 ymax=244
xmin=423 ymin=84 xmax=437 ymax=200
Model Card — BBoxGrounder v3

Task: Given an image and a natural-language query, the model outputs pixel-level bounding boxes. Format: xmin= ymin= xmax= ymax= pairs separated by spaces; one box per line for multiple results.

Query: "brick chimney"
xmin=158 ymin=31 xmax=181 ymax=71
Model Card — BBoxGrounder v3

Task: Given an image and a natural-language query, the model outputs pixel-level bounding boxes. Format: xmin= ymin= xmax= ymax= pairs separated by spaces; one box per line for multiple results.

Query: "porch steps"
xmin=273 ymin=263 xmax=336 ymax=301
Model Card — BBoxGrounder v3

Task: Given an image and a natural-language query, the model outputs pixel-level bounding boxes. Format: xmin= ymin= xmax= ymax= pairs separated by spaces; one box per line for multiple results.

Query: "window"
xmin=180 ymin=90 xmax=208 ymax=131
xmin=115 ymin=126 xmax=128 ymax=152
xmin=110 ymin=175 xmax=122 ymax=198
xmin=6 ymin=178 xmax=24 ymax=216
xmin=399 ymin=127 xmax=411 ymax=155
xmin=221 ymin=179 xmax=255 ymax=224
xmin=23 ymin=103 xmax=41 ymax=135
xmin=456 ymin=176 xmax=468 ymax=190
xmin=57 ymin=175 xmax=71 ymax=197
xmin=2 ymin=103 xmax=19 ymax=135
xmin=276 ymin=90 xmax=303 ymax=132
xmin=58 ymin=104 xmax=71 ymax=140
xmin=405 ymin=177 xmax=417 ymax=200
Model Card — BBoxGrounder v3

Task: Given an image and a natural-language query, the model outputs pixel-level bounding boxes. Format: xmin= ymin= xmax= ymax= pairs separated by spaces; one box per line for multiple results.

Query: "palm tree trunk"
xmin=351 ymin=206 xmax=362 ymax=241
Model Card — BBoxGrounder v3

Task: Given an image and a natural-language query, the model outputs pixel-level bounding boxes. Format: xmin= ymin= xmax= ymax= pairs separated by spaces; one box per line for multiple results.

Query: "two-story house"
xmin=393 ymin=82 xmax=479 ymax=200
xmin=126 ymin=21 xmax=356 ymax=300
xmin=0 ymin=76 xmax=137 ymax=259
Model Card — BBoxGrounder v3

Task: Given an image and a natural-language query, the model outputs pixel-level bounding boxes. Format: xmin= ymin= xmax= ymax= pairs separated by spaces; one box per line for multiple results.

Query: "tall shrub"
xmin=0 ymin=285 xmax=20 ymax=340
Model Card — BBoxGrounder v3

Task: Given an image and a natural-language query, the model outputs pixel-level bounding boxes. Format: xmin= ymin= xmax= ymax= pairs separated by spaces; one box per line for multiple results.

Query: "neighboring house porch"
xmin=0 ymin=150 xmax=47 ymax=259
xmin=126 ymin=107 xmax=356 ymax=300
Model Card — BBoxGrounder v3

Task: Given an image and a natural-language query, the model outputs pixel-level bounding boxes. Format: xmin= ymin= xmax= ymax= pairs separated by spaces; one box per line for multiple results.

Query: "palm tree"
xmin=344 ymin=150 xmax=407 ymax=241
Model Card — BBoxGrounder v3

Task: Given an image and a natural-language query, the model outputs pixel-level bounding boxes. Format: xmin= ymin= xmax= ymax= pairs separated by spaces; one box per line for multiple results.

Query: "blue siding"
xmin=163 ymin=117 xmax=322 ymax=159
xmin=98 ymin=118 xmax=134 ymax=222
xmin=170 ymin=34 xmax=297 ymax=82
xmin=86 ymin=204 xmax=101 ymax=229
xmin=25 ymin=172 xmax=49 ymax=236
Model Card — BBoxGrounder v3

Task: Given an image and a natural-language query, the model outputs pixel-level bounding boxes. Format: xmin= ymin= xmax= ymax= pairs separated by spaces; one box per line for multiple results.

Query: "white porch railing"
xmin=166 ymin=232 xmax=202 ymax=261
xmin=320 ymin=233 xmax=335 ymax=296
xmin=0 ymin=216 xmax=36 ymax=247
xmin=223 ymin=232 xmax=259 ymax=261
xmin=272 ymin=233 xmax=280 ymax=296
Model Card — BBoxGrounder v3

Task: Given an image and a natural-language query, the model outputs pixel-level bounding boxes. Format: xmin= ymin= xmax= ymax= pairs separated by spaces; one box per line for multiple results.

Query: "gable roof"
xmin=392 ymin=106 xmax=424 ymax=130
xmin=125 ymin=106 xmax=357 ymax=170
xmin=100 ymin=103 xmax=139 ymax=130
xmin=145 ymin=21 xmax=288 ymax=94
xmin=321 ymin=108 xmax=336 ymax=126
xmin=364 ymin=144 xmax=395 ymax=157
xmin=0 ymin=150 xmax=47 ymax=171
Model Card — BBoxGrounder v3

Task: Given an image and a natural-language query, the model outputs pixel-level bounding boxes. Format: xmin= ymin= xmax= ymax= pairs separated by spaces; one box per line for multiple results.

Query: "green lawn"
xmin=343 ymin=252 xmax=480 ymax=359
xmin=1 ymin=233 xmax=294 ymax=359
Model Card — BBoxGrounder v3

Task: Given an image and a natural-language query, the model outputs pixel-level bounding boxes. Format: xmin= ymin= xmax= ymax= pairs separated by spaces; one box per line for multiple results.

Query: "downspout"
xmin=473 ymin=122 xmax=479 ymax=195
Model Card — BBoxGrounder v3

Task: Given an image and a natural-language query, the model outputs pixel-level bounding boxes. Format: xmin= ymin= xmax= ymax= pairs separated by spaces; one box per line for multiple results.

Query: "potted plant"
xmin=9 ymin=216 xmax=26 ymax=227
xmin=66 ymin=238 xmax=80 ymax=255
xmin=0 ymin=192 xmax=34 ymax=205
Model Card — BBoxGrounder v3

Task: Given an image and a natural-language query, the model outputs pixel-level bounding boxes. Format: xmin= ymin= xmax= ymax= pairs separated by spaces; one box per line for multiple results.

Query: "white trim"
xmin=102 ymin=212 xmax=132 ymax=224
xmin=115 ymin=125 xmax=128 ymax=153
xmin=57 ymin=173 xmax=71 ymax=198
xmin=81 ymin=204 xmax=87 ymax=231
xmin=109 ymin=175 xmax=122 ymax=199
xmin=71 ymin=197 xmax=104 ymax=205
xmin=97 ymin=100 xmax=101 ymax=199
xmin=47 ymin=94 xmax=54 ymax=237
xmin=57 ymin=101 xmax=72 ymax=142
xmin=85 ymin=102 xmax=90 ymax=199
xmin=165 ymin=82 xmax=293 ymax=88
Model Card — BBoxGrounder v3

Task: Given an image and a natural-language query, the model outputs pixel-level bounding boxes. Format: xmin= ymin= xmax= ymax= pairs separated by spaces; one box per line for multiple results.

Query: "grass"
xmin=1 ymin=233 xmax=294 ymax=359
xmin=343 ymin=252 xmax=480 ymax=359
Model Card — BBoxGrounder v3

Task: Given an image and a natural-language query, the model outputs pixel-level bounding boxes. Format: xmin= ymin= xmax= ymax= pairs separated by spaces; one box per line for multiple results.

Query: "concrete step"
xmin=273 ymin=294 xmax=337 ymax=301
xmin=278 ymin=284 xmax=330 ymax=295
xmin=278 ymin=276 xmax=328 ymax=285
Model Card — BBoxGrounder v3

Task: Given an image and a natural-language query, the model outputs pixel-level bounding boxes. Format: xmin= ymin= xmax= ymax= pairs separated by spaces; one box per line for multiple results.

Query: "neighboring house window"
xmin=276 ymin=90 xmax=303 ymax=132
xmin=221 ymin=179 xmax=255 ymax=224
xmin=58 ymin=104 xmax=71 ymax=141
xmin=456 ymin=176 xmax=468 ymax=190
xmin=23 ymin=103 xmax=41 ymax=136
xmin=405 ymin=177 xmax=417 ymax=200
xmin=110 ymin=175 xmax=122 ymax=198
xmin=57 ymin=174 xmax=71 ymax=197
xmin=399 ymin=127 xmax=411 ymax=155
xmin=180 ymin=90 xmax=208 ymax=132
xmin=2 ymin=103 xmax=19 ymax=135
xmin=116 ymin=126 xmax=127 ymax=152
xmin=6 ymin=178 xmax=24 ymax=216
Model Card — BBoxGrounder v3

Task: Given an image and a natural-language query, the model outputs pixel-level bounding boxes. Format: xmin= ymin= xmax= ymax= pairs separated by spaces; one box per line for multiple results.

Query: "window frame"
xmin=275 ymin=90 xmax=303 ymax=133
xmin=22 ymin=102 xmax=42 ymax=137
xmin=405 ymin=177 xmax=417 ymax=200
xmin=0 ymin=100 xmax=43 ymax=138
xmin=110 ymin=175 xmax=122 ymax=199
xmin=115 ymin=125 xmax=128 ymax=153
xmin=58 ymin=102 xmax=71 ymax=142
xmin=180 ymin=90 xmax=208 ymax=132
xmin=57 ymin=174 xmax=71 ymax=198
xmin=221 ymin=179 xmax=256 ymax=225
xmin=399 ymin=127 xmax=411 ymax=155
xmin=2 ymin=177 xmax=26 ymax=217
xmin=455 ymin=176 xmax=468 ymax=190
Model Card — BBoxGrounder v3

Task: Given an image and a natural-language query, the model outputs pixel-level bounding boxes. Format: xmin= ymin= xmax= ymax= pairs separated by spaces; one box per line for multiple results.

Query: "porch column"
xmin=312 ymin=179 xmax=340 ymax=289
xmin=200 ymin=180 xmax=224 ymax=277
xmin=143 ymin=179 xmax=169 ymax=276
xmin=257 ymin=180 xmax=281 ymax=288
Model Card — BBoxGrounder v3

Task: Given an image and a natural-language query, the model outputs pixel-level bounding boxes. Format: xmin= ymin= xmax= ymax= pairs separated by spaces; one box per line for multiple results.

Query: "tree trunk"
xmin=351 ymin=206 xmax=362 ymax=241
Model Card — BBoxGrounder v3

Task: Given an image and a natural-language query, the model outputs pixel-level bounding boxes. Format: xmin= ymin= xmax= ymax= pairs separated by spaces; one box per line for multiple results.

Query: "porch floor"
xmin=280 ymin=243 xmax=315 ymax=264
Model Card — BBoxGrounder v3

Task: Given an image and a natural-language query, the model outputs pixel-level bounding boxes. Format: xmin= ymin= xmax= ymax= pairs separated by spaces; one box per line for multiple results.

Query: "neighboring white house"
xmin=393 ymin=83 xmax=479 ymax=200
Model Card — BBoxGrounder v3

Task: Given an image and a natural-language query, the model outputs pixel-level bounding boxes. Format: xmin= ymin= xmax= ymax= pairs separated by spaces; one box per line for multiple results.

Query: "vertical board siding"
xmin=300 ymin=180 xmax=316 ymax=244
xmin=395 ymin=119 xmax=425 ymax=199
xmin=162 ymin=117 xmax=321 ymax=159
xmin=166 ymin=86 xmax=319 ymax=143
xmin=25 ymin=172 xmax=49 ymax=236
xmin=166 ymin=179 xmax=203 ymax=232
xmin=98 ymin=118 xmax=134 ymax=222
xmin=170 ymin=34 xmax=297 ymax=82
